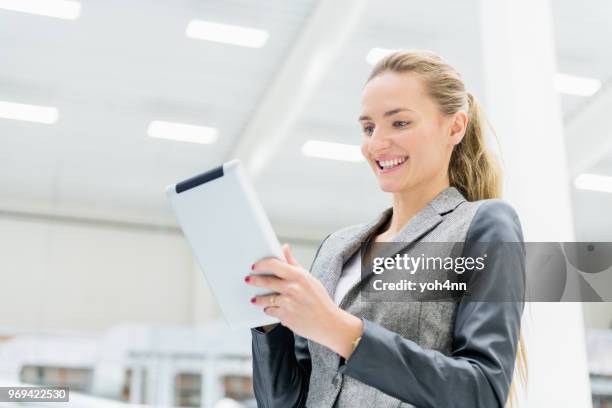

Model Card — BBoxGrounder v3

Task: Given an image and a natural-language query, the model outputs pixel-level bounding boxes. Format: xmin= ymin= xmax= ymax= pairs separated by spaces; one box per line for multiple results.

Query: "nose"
xmin=366 ymin=127 xmax=392 ymax=155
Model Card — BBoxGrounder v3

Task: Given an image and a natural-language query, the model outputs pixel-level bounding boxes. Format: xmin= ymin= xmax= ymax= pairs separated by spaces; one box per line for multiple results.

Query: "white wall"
xmin=0 ymin=215 xmax=194 ymax=332
xmin=0 ymin=213 xmax=320 ymax=332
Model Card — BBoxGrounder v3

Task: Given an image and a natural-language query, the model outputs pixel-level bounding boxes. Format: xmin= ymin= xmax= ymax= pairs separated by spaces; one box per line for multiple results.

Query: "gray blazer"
xmin=251 ymin=186 xmax=525 ymax=408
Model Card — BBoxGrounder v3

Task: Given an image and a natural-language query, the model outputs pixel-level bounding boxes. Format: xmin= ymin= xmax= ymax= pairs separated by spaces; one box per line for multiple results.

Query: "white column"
xmin=145 ymin=360 xmax=157 ymax=404
xmin=202 ymin=357 xmax=220 ymax=408
xmin=479 ymin=1 xmax=592 ymax=407
xmin=154 ymin=355 xmax=174 ymax=407
xmin=128 ymin=365 xmax=143 ymax=404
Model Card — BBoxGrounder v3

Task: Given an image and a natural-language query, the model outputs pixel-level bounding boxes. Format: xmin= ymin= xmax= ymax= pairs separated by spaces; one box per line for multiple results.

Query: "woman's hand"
xmin=246 ymin=244 xmax=363 ymax=358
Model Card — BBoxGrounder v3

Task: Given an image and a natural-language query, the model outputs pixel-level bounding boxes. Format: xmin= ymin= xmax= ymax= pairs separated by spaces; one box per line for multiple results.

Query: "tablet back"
xmin=166 ymin=159 xmax=282 ymax=329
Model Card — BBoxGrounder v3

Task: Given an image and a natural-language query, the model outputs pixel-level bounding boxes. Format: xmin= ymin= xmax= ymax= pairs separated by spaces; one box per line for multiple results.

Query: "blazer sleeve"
xmin=338 ymin=200 xmax=526 ymax=408
xmin=250 ymin=233 xmax=331 ymax=408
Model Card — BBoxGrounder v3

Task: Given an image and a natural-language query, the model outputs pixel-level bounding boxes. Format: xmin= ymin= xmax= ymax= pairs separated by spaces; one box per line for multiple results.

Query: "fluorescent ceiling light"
xmin=366 ymin=48 xmax=398 ymax=65
xmin=554 ymin=73 xmax=601 ymax=97
xmin=575 ymin=173 xmax=612 ymax=193
xmin=0 ymin=0 xmax=81 ymax=20
xmin=302 ymin=140 xmax=364 ymax=162
xmin=0 ymin=100 xmax=58 ymax=124
xmin=186 ymin=20 xmax=268 ymax=48
xmin=147 ymin=121 xmax=218 ymax=144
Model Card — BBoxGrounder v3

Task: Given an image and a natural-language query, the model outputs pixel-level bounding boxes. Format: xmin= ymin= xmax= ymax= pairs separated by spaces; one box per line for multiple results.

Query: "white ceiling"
xmin=0 ymin=0 xmax=611 ymax=240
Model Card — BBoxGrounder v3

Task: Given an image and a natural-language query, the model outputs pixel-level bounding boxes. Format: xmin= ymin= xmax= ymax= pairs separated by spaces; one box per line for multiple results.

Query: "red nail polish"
xmin=250 ymin=297 xmax=256 ymax=304
xmin=244 ymin=276 xmax=251 ymax=283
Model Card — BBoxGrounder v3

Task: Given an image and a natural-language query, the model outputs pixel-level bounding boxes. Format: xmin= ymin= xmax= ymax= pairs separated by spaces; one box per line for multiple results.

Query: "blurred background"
xmin=1 ymin=0 xmax=612 ymax=407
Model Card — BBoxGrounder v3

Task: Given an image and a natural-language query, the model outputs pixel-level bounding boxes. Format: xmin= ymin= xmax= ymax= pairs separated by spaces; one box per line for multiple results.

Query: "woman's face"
xmin=359 ymin=71 xmax=466 ymax=194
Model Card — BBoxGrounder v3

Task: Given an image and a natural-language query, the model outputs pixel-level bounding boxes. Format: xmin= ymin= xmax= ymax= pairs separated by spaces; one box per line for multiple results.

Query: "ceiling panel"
xmin=0 ymin=0 xmax=316 ymax=224
xmin=0 ymin=0 xmax=610 ymax=239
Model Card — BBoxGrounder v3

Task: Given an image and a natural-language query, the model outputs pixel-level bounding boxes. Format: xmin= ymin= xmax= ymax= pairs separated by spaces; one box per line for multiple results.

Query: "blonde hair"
xmin=367 ymin=50 xmax=527 ymax=406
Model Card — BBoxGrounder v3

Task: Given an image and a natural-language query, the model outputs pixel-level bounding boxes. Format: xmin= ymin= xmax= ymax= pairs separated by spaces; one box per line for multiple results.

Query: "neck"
xmin=386 ymin=175 xmax=450 ymax=237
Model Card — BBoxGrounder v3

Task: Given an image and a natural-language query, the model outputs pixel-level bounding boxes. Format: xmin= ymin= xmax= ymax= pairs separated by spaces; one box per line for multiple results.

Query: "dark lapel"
xmin=317 ymin=186 xmax=467 ymax=297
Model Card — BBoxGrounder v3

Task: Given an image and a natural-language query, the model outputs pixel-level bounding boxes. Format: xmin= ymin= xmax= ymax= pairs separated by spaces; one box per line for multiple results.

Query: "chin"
xmin=377 ymin=181 xmax=405 ymax=193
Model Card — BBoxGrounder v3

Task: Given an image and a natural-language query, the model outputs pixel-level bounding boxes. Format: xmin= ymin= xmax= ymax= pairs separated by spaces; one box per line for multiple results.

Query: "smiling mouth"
xmin=376 ymin=156 xmax=408 ymax=171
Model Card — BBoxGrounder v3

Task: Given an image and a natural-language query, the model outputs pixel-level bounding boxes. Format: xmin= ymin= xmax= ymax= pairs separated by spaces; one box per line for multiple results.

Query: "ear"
xmin=449 ymin=110 xmax=468 ymax=146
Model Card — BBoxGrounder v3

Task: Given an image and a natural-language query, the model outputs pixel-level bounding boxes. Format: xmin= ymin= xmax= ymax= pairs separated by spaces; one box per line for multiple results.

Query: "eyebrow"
xmin=358 ymin=108 xmax=415 ymax=122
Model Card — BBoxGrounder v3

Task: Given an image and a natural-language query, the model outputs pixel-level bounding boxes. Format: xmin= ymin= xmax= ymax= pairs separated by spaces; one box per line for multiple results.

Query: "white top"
xmin=333 ymin=248 xmax=362 ymax=305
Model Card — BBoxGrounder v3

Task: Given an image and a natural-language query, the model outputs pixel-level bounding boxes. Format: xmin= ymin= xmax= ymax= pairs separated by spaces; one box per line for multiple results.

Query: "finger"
xmin=263 ymin=306 xmax=281 ymax=318
xmin=283 ymin=243 xmax=301 ymax=267
xmin=253 ymin=257 xmax=296 ymax=279
xmin=245 ymin=274 xmax=287 ymax=293
xmin=252 ymin=293 xmax=283 ymax=307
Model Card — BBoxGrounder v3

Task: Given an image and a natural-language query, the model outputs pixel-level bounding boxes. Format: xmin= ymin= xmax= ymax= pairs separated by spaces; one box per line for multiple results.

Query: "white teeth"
xmin=378 ymin=157 xmax=407 ymax=169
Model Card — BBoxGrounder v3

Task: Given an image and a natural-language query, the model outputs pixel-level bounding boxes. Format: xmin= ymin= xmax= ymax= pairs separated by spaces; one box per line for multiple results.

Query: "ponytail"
xmin=449 ymin=92 xmax=502 ymax=201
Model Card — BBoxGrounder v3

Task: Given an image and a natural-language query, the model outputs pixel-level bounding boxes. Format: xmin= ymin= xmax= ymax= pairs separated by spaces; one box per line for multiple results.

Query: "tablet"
xmin=166 ymin=159 xmax=282 ymax=329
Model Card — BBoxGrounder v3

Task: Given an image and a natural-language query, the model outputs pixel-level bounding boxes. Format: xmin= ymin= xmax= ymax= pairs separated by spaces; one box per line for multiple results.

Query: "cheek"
xmin=411 ymin=136 xmax=449 ymax=176
xmin=394 ymin=129 xmax=420 ymax=154
xmin=408 ymin=127 xmax=444 ymax=157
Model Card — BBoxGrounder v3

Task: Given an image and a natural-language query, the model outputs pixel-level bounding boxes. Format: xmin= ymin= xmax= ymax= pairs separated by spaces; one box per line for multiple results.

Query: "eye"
xmin=394 ymin=120 xmax=411 ymax=128
xmin=362 ymin=125 xmax=374 ymax=136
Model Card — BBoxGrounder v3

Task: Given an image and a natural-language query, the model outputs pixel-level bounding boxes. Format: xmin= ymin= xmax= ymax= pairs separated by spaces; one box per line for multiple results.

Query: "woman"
xmin=246 ymin=50 xmax=526 ymax=408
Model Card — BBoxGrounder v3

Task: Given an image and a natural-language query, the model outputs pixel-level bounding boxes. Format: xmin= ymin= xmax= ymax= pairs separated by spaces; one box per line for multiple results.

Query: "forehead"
xmin=361 ymin=71 xmax=432 ymax=114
